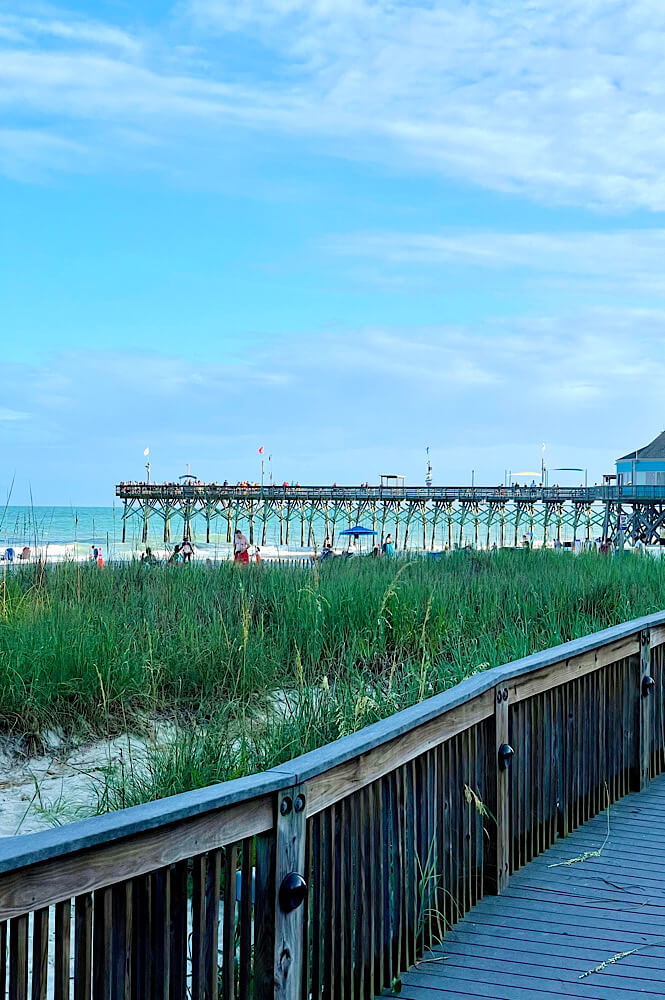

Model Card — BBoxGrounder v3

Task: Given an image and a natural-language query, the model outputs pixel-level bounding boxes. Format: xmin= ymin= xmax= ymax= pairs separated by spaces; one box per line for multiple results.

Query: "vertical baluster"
xmin=332 ymin=800 xmax=344 ymax=1000
xmin=74 ymin=894 xmax=93 ymax=1000
xmin=55 ymin=900 xmax=72 ymax=1000
xmin=191 ymin=857 xmax=206 ymax=1000
xmin=132 ymin=874 xmax=152 ymax=1000
xmin=0 ymin=920 xmax=6 ymax=1000
xmin=205 ymin=851 xmax=222 ymax=1000
xmin=238 ymin=839 xmax=253 ymax=1000
xmin=92 ymin=887 xmax=111 ymax=1000
xmin=342 ymin=798 xmax=352 ymax=1000
xmin=394 ymin=769 xmax=405 ymax=975
xmin=322 ymin=809 xmax=334 ymax=1000
xmin=9 ymin=914 xmax=28 ymax=1000
xmin=153 ymin=868 xmax=171 ymax=1000
xmin=222 ymin=845 xmax=238 ymax=1000
xmin=169 ymin=861 xmax=187 ymax=1000
xmin=253 ymin=829 xmax=275 ymax=1000
xmin=31 ymin=907 xmax=49 ymax=1000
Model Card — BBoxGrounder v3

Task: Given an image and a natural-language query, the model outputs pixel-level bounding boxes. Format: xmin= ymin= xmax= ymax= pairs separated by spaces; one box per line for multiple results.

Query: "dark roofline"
xmin=617 ymin=430 xmax=665 ymax=463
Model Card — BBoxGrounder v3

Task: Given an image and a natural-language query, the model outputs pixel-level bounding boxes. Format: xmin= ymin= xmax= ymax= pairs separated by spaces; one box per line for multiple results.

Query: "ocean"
xmin=0 ymin=501 xmax=605 ymax=562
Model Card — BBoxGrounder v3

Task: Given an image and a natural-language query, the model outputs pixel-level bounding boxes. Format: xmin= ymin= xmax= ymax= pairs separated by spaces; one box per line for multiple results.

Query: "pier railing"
xmin=2 ymin=611 xmax=665 ymax=998
xmin=116 ymin=482 xmax=665 ymax=503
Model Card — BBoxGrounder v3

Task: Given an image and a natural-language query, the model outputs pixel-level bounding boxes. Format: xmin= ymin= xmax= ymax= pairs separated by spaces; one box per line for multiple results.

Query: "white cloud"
xmin=0 ymin=408 xmax=30 ymax=421
xmin=329 ymin=228 xmax=665 ymax=294
xmin=3 ymin=1 xmax=665 ymax=206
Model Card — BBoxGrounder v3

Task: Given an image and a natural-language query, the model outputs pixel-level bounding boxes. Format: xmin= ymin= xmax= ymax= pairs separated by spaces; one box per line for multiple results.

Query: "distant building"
xmin=617 ymin=431 xmax=665 ymax=486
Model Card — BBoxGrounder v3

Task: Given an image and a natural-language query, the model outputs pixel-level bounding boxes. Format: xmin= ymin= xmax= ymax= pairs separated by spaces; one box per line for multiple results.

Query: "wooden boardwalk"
xmin=396 ymin=773 xmax=665 ymax=1000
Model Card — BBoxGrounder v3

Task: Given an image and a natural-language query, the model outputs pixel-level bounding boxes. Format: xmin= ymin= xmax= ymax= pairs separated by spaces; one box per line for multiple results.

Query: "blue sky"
xmin=3 ymin=0 xmax=665 ymax=504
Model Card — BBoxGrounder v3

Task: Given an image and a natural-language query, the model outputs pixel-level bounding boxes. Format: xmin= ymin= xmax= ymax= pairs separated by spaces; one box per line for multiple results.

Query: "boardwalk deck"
xmin=394 ymin=773 xmax=665 ymax=1000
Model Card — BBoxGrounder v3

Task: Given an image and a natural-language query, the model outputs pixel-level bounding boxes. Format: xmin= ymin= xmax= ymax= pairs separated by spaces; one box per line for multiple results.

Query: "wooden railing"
xmin=2 ymin=611 xmax=665 ymax=999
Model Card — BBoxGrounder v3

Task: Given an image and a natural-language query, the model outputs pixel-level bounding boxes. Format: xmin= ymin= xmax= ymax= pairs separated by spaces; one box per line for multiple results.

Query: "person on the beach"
xmin=181 ymin=538 xmax=194 ymax=563
xmin=234 ymin=529 xmax=250 ymax=563
xmin=97 ymin=548 xmax=104 ymax=568
xmin=141 ymin=547 xmax=157 ymax=565
xmin=168 ymin=543 xmax=182 ymax=564
xmin=253 ymin=545 xmax=261 ymax=564
xmin=383 ymin=533 xmax=395 ymax=556
xmin=91 ymin=546 xmax=98 ymax=561
xmin=323 ymin=535 xmax=332 ymax=550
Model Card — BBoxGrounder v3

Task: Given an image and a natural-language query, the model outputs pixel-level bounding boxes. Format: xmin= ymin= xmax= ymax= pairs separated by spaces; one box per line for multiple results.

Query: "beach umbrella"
xmin=339 ymin=526 xmax=376 ymax=536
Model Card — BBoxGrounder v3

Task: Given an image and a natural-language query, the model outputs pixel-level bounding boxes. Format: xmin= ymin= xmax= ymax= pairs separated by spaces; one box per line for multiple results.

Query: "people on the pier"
xmin=234 ymin=529 xmax=250 ymax=563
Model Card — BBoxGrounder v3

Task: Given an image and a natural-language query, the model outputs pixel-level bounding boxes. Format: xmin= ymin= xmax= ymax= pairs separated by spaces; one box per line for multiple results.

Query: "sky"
xmin=3 ymin=0 xmax=665 ymax=504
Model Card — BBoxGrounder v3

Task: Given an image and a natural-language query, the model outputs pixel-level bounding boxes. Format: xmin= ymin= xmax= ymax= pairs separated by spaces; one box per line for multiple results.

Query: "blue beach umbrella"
xmin=338 ymin=525 xmax=377 ymax=554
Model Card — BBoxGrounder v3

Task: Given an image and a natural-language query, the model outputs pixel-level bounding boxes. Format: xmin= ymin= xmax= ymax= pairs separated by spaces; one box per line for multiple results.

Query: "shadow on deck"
xmin=395 ymin=773 xmax=665 ymax=1000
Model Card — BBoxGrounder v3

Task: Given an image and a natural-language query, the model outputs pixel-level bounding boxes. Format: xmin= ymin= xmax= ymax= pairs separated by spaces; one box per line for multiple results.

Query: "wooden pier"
xmin=116 ymin=482 xmax=665 ymax=547
xmin=2 ymin=610 xmax=665 ymax=998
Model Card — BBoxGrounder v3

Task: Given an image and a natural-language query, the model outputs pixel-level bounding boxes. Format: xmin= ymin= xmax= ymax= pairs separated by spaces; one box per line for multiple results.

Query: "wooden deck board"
xmin=389 ymin=774 xmax=665 ymax=999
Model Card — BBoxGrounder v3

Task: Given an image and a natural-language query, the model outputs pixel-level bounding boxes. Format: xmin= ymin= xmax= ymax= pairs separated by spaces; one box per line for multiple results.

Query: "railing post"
xmin=273 ymin=785 xmax=308 ymax=1000
xmin=639 ymin=629 xmax=653 ymax=790
xmin=491 ymin=685 xmax=510 ymax=894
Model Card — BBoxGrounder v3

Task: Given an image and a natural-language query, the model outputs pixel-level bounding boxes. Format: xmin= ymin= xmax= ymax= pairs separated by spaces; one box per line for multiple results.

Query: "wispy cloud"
xmin=0 ymin=407 xmax=30 ymax=421
xmin=329 ymin=228 xmax=665 ymax=295
xmin=4 ymin=1 xmax=665 ymax=207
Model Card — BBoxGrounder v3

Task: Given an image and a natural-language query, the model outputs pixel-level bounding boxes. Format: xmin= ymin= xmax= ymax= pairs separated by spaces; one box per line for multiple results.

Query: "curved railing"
xmin=2 ymin=611 xmax=665 ymax=998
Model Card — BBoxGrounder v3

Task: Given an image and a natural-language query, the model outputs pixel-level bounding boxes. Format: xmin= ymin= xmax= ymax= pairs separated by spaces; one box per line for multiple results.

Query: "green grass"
xmin=1 ymin=550 xmax=664 ymax=808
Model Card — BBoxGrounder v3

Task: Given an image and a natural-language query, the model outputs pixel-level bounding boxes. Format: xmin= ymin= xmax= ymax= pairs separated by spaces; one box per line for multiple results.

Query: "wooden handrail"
xmin=2 ymin=609 xmax=665 ymax=999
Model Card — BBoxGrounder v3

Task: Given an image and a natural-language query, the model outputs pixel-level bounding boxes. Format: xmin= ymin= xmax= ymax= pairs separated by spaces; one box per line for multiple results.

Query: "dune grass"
xmin=2 ymin=550 xmax=665 ymax=808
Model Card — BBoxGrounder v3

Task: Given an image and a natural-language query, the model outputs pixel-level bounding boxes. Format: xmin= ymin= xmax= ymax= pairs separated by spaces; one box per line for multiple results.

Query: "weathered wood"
xmin=74 ymin=893 xmax=92 ymax=1000
xmin=273 ymin=787 xmax=307 ymax=1000
xmin=132 ymin=874 xmax=152 ymax=1000
xmin=0 ymin=796 xmax=273 ymax=921
xmin=54 ymin=901 xmax=71 ymax=1000
xmin=222 ymin=844 xmax=238 ymax=1000
xmin=92 ymin=887 xmax=112 ymax=1000
xmin=509 ymin=636 xmax=639 ymax=704
xmin=0 ymin=921 xmax=6 ymax=999
xmin=191 ymin=856 xmax=206 ymax=1000
xmin=31 ymin=907 xmax=49 ymax=1000
xmin=112 ymin=881 xmax=132 ymax=1000
xmin=640 ymin=629 xmax=652 ymax=790
xmin=238 ymin=838 xmax=253 ymax=1000
xmin=9 ymin=914 xmax=29 ymax=1000
xmin=205 ymin=849 xmax=221 ymax=1000
xmin=307 ymin=691 xmax=494 ymax=815
xmin=253 ymin=829 xmax=275 ymax=1000
xmin=152 ymin=868 xmax=171 ymax=1000
xmin=169 ymin=861 xmax=187 ymax=1000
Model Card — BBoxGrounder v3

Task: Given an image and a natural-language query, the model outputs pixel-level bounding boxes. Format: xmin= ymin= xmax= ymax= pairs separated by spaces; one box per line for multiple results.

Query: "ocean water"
xmin=0 ymin=505 xmax=312 ymax=561
xmin=0 ymin=502 xmax=605 ymax=561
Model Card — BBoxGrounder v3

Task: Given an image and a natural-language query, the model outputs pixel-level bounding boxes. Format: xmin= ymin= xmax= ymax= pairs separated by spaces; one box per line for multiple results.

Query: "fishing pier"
xmin=116 ymin=482 xmax=665 ymax=547
xmin=3 ymin=611 xmax=665 ymax=998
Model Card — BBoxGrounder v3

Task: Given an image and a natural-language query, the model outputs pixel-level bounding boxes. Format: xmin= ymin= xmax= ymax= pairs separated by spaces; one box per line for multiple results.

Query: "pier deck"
xmin=396 ymin=774 xmax=665 ymax=1000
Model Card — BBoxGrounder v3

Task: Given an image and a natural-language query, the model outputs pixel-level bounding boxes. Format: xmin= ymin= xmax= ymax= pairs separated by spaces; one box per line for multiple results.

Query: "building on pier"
xmin=617 ymin=431 xmax=665 ymax=487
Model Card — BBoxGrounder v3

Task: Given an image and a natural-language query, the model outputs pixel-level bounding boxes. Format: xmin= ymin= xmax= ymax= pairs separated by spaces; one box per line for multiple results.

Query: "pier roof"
xmin=618 ymin=429 xmax=665 ymax=462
